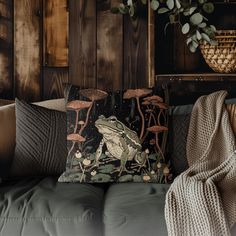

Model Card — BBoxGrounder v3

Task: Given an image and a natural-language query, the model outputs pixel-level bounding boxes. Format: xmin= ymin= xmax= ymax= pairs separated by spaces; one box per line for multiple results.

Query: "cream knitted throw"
xmin=165 ymin=91 xmax=236 ymax=236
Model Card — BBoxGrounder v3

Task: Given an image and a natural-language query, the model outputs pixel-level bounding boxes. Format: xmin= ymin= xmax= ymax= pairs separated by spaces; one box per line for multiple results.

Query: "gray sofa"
xmin=0 ymin=178 xmax=169 ymax=236
xmin=0 ymin=99 xmax=170 ymax=236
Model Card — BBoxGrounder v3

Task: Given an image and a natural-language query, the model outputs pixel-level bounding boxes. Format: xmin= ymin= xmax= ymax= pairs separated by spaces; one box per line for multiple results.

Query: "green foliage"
xmin=190 ymin=13 xmax=203 ymax=25
xmin=182 ymin=23 xmax=190 ymax=34
xmin=151 ymin=0 xmax=159 ymax=10
xmin=148 ymin=153 xmax=157 ymax=161
xmin=91 ymin=173 xmax=111 ymax=182
xmin=133 ymin=175 xmax=143 ymax=182
xmin=98 ymin=164 xmax=115 ymax=174
xmin=111 ymin=0 xmax=217 ymax=53
xmin=119 ymin=174 xmax=134 ymax=182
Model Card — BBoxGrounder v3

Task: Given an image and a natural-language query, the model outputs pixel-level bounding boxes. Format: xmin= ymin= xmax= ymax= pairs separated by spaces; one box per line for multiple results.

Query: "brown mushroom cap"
xmin=67 ymin=133 xmax=86 ymax=142
xmin=80 ymin=89 xmax=108 ymax=101
xmin=143 ymin=95 xmax=163 ymax=103
xmin=67 ymin=100 xmax=92 ymax=110
xmin=153 ymin=102 xmax=168 ymax=110
xmin=142 ymin=101 xmax=151 ymax=106
xmin=147 ymin=125 xmax=168 ymax=133
xmin=123 ymin=89 xmax=152 ymax=99
xmin=163 ymin=166 xmax=170 ymax=175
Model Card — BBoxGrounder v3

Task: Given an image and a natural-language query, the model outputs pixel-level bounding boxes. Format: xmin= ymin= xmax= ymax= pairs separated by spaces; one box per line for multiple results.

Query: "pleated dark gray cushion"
xmin=11 ymin=99 xmax=67 ymax=177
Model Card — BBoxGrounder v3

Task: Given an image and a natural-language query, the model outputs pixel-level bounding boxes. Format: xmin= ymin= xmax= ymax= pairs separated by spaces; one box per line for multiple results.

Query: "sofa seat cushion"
xmin=0 ymin=177 xmax=104 ymax=236
xmin=104 ymin=183 xmax=170 ymax=236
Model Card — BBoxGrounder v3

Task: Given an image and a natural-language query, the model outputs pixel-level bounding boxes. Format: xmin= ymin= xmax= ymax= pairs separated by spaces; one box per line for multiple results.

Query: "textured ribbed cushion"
xmin=11 ymin=99 xmax=67 ymax=177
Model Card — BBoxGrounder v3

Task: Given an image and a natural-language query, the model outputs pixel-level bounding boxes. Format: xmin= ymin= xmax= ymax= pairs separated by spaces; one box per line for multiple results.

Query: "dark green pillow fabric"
xmin=11 ymin=99 xmax=67 ymax=177
xmin=59 ymin=86 xmax=172 ymax=183
xmin=168 ymin=113 xmax=191 ymax=175
xmin=168 ymin=98 xmax=236 ymax=176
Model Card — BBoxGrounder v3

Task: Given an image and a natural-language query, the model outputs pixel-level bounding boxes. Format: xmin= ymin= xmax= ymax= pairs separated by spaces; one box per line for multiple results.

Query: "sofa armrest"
xmin=0 ymin=104 xmax=16 ymax=177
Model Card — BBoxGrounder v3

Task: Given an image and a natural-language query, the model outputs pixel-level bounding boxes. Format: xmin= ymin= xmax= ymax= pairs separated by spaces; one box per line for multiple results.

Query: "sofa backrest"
xmin=1 ymin=97 xmax=236 ymax=179
xmin=0 ymin=99 xmax=66 ymax=176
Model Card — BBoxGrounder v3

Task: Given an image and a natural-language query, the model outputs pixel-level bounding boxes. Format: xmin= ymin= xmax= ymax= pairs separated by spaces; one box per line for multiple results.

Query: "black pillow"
xmin=59 ymin=86 xmax=172 ymax=183
xmin=11 ymin=99 xmax=67 ymax=177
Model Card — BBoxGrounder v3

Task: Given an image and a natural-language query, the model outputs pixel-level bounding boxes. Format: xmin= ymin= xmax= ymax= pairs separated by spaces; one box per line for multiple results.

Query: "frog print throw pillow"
xmin=58 ymin=85 xmax=172 ymax=183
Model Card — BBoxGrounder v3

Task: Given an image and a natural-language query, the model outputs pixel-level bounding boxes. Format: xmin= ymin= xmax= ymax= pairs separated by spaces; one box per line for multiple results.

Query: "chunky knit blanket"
xmin=165 ymin=91 xmax=236 ymax=236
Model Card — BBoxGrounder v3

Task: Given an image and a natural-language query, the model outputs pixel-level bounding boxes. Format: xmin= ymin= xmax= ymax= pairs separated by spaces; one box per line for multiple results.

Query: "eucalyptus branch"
xmin=111 ymin=0 xmax=216 ymax=53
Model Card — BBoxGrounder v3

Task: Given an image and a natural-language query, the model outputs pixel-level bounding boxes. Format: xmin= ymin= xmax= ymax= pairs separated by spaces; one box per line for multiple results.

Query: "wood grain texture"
xmin=0 ymin=0 xmax=13 ymax=98
xmin=173 ymin=25 xmax=206 ymax=73
xmin=155 ymin=15 xmax=174 ymax=74
xmin=148 ymin=1 xmax=155 ymax=87
xmin=96 ymin=0 xmax=123 ymax=91
xmin=69 ymin=0 xmax=96 ymax=87
xmin=43 ymin=67 xmax=68 ymax=99
xmin=156 ymin=77 xmax=236 ymax=105
xmin=43 ymin=0 xmax=68 ymax=67
xmin=123 ymin=3 xmax=148 ymax=89
xmin=14 ymin=0 xmax=41 ymax=101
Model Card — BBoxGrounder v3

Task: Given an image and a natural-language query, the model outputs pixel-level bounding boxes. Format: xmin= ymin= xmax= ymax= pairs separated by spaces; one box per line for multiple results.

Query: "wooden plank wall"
xmin=0 ymin=0 xmax=152 ymax=102
xmin=43 ymin=0 xmax=69 ymax=99
xmin=0 ymin=0 xmax=13 ymax=99
xmin=123 ymin=2 xmax=148 ymax=89
xmin=43 ymin=0 xmax=68 ymax=67
xmin=69 ymin=0 xmax=96 ymax=88
xmin=96 ymin=0 xmax=123 ymax=91
xmin=14 ymin=0 xmax=41 ymax=101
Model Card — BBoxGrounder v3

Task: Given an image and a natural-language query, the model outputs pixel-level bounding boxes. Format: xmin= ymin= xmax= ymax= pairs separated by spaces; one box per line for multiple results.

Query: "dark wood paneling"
xmin=69 ymin=0 xmax=96 ymax=88
xmin=0 ymin=1 xmax=151 ymax=101
xmin=96 ymin=0 xmax=123 ymax=91
xmin=156 ymin=77 xmax=236 ymax=105
xmin=43 ymin=0 xmax=68 ymax=67
xmin=155 ymin=15 xmax=174 ymax=74
xmin=123 ymin=3 xmax=148 ymax=89
xmin=0 ymin=0 xmax=13 ymax=98
xmin=155 ymin=2 xmax=236 ymax=75
xmin=14 ymin=0 xmax=42 ymax=101
xmin=147 ymin=2 xmax=155 ymax=88
xmin=43 ymin=67 xmax=68 ymax=99
xmin=173 ymin=25 xmax=204 ymax=73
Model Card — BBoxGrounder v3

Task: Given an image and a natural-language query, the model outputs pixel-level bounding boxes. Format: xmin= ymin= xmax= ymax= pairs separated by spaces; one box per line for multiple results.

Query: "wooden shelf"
xmin=156 ymin=73 xmax=236 ymax=82
xmin=153 ymin=0 xmax=236 ymax=104
xmin=155 ymin=74 xmax=236 ymax=105
xmin=214 ymin=1 xmax=236 ymax=5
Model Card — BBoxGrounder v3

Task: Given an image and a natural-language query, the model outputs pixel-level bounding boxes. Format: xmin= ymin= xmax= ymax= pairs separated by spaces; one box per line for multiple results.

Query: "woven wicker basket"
xmin=200 ymin=30 xmax=236 ymax=73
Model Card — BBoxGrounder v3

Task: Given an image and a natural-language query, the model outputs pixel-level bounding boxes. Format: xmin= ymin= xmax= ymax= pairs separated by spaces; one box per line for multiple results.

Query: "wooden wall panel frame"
xmin=0 ymin=0 xmax=153 ymax=101
xmin=43 ymin=67 xmax=68 ymax=99
xmin=96 ymin=0 xmax=123 ymax=91
xmin=43 ymin=0 xmax=68 ymax=67
xmin=14 ymin=0 xmax=42 ymax=101
xmin=123 ymin=3 xmax=148 ymax=89
xmin=147 ymin=1 xmax=155 ymax=88
xmin=69 ymin=0 xmax=97 ymax=88
xmin=0 ymin=0 xmax=13 ymax=99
